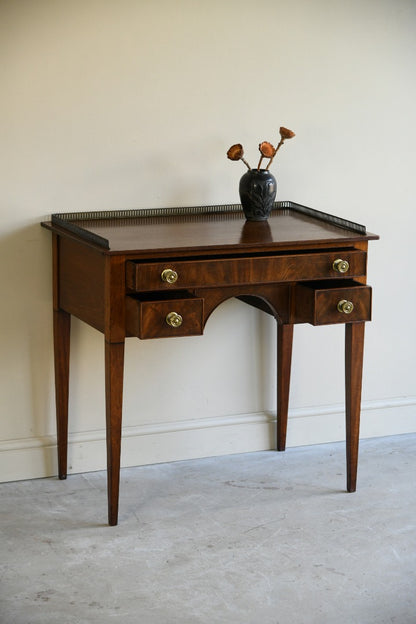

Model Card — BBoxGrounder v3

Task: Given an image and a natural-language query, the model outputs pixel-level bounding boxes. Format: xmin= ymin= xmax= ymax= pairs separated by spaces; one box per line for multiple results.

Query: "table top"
xmin=42 ymin=201 xmax=378 ymax=257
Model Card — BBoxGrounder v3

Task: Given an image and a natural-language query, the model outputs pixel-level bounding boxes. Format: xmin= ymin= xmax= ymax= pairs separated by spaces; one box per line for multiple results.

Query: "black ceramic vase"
xmin=239 ymin=169 xmax=277 ymax=221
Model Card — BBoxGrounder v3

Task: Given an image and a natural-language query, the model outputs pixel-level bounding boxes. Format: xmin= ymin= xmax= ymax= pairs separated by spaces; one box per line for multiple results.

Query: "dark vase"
xmin=239 ymin=169 xmax=277 ymax=221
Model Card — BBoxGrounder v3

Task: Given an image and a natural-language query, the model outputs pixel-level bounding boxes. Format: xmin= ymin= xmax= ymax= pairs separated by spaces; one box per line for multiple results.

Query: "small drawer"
xmin=126 ymin=293 xmax=204 ymax=339
xmin=293 ymin=280 xmax=372 ymax=326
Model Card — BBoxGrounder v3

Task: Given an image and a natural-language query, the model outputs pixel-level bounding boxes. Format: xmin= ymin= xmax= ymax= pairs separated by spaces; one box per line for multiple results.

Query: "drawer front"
xmin=126 ymin=250 xmax=367 ymax=292
xmin=293 ymin=281 xmax=372 ymax=325
xmin=126 ymin=296 xmax=203 ymax=339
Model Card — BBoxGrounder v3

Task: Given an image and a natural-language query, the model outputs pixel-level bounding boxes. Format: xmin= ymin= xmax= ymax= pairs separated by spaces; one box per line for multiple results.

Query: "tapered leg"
xmin=345 ymin=322 xmax=365 ymax=492
xmin=105 ymin=340 xmax=125 ymax=526
xmin=53 ymin=308 xmax=71 ymax=479
xmin=277 ymin=323 xmax=294 ymax=451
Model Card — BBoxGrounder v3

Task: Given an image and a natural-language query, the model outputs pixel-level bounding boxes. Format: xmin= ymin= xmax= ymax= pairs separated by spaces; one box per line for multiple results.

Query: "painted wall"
xmin=1 ymin=0 xmax=415 ymax=481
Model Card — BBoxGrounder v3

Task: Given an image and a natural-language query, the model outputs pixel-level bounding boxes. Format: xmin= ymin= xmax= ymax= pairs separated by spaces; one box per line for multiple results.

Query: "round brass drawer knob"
xmin=333 ymin=258 xmax=350 ymax=273
xmin=337 ymin=299 xmax=354 ymax=314
xmin=166 ymin=311 xmax=183 ymax=328
xmin=161 ymin=268 xmax=178 ymax=284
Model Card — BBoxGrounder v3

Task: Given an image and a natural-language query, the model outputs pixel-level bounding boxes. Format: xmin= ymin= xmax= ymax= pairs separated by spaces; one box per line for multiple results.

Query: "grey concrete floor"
xmin=1 ymin=434 xmax=415 ymax=624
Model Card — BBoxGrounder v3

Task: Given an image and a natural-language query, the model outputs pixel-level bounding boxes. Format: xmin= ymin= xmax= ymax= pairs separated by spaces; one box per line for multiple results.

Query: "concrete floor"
xmin=1 ymin=434 xmax=415 ymax=624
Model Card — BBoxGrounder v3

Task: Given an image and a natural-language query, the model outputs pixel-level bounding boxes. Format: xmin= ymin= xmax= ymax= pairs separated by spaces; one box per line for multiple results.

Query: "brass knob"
xmin=166 ymin=311 xmax=183 ymax=328
xmin=337 ymin=299 xmax=354 ymax=314
xmin=161 ymin=268 xmax=178 ymax=284
xmin=333 ymin=258 xmax=350 ymax=274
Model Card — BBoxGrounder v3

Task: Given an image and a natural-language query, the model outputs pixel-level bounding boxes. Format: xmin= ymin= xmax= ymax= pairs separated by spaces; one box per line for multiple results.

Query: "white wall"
xmin=1 ymin=0 xmax=415 ymax=481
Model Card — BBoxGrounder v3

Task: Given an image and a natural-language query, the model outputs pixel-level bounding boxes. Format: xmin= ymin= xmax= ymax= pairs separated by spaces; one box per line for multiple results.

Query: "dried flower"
xmin=259 ymin=141 xmax=276 ymax=158
xmin=279 ymin=127 xmax=296 ymax=140
xmin=227 ymin=126 xmax=295 ymax=172
xmin=227 ymin=143 xmax=251 ymax=170
xmin=257 ymin=141 xmax=276 ymax=169
xmin=227 ymin=144 xmax=244 ymax=160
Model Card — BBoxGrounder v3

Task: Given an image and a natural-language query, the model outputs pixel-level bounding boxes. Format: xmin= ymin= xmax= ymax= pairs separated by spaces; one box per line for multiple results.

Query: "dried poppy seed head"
xmin=227 ymin=144 xmax=251 ymax=170
xmin=258 ymin=141 xmax=276 ymax=158
xmin=227 ymin=144 xmax=245 ymax=161
xmin=279 ymin=127 xmax=296 ymax=140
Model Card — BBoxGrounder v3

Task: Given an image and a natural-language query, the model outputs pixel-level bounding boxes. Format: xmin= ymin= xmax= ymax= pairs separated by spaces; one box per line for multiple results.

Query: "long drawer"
xmin=292 ymin=280 xmax=372 ymax=326
xmin=126 ymin=250 xmax=367 ymax=292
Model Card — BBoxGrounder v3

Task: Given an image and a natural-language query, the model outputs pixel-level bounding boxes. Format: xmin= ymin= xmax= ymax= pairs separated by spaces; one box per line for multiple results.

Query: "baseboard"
xmin=1 ymin=396 xmax=415 ymax=482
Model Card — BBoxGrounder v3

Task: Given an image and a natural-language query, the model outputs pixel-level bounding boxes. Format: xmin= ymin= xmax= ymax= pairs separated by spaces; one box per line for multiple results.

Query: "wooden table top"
xmin=42 ymin=201 xmax=378 ymax=257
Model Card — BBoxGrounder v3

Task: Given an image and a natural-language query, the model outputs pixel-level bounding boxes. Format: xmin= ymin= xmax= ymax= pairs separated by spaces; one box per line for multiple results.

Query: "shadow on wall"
xmin=0 ymin=224 xmax=55 ymax=442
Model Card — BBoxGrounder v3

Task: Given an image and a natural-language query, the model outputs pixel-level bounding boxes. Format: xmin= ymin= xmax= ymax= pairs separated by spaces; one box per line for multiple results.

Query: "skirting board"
xmin=1 ymin=396 xmax=415 ymax=483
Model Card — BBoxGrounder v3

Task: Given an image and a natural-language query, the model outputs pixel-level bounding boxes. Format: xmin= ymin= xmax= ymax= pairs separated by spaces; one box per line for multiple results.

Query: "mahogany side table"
xmin=42 ymin=202 xmax=378 ymax=525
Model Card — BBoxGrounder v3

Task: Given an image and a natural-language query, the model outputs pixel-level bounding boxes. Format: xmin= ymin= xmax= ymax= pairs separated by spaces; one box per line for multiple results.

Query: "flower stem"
xmin=257 ymin=155 xmax=264 ymax=170
xmin=242 ymin=157 xmax=251 ymax=170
